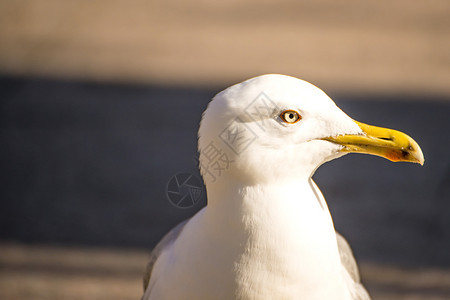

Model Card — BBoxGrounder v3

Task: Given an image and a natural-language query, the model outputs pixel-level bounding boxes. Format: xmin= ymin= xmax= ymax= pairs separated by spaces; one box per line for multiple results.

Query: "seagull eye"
xmin=280 ymin=110 xmax=301 ymax=124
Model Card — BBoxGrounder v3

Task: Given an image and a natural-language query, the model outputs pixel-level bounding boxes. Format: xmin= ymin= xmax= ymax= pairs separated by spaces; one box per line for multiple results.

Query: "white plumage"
xmin=142 ymin=74 xmax=423 ymax=300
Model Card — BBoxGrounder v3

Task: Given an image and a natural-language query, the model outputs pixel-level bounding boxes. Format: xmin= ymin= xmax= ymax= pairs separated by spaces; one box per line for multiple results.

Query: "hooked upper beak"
xmin=323 ymin=121 xmax=424 ymax=165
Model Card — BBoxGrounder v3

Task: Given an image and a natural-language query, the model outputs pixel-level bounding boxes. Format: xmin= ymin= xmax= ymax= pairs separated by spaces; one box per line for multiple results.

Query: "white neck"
xmin=202 ymin=178 xmax=350 ymax=299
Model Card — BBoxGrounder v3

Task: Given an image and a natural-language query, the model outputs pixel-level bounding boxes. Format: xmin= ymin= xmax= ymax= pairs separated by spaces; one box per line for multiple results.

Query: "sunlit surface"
xmin=1 ymin=243 xmax=450 ymax=300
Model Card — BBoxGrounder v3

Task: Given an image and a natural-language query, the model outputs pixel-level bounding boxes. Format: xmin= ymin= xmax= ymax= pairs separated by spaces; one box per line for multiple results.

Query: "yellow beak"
xmin=323 ymin=121 xmax=424 ymax=165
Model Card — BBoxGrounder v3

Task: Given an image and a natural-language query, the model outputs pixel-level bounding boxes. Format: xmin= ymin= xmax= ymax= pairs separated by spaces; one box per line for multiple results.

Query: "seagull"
xmin=142 ymin=74 xmax=424 ymax=300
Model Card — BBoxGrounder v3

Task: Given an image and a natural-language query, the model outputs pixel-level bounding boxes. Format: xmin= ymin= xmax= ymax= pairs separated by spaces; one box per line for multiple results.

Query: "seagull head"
xmin=198 ymin=74 xmax=423 ymax=185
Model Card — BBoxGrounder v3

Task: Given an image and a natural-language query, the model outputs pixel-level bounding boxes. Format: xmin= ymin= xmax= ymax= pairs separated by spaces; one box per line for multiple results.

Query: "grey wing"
xmin=336 ymin=232 xmax=371 ymax=300
xmin=143 ymin=219 xmax=189 ymax=292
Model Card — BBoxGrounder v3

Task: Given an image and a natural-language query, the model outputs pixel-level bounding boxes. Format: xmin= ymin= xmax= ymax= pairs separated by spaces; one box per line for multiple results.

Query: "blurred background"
xmin=1 ymin=0 xmax=449 ymax=299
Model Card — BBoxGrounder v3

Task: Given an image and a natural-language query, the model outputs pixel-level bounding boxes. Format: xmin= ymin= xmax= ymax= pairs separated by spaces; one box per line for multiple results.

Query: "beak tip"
xmin=416 ymin=152 xmax=425 ymax=166
xmin=410 ymin=148 xmax=424 ymax=166
xmin=411 ymin=143 xmax=425 ymax=166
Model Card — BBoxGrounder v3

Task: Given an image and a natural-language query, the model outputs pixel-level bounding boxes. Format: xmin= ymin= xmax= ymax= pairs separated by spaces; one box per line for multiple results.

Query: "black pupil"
xmin=288 ymin=113 xmax=294 ymax=120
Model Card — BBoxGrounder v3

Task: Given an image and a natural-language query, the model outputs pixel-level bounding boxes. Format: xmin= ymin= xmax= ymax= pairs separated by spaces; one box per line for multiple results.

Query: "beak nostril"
xmin=379 ymin=137 xmax=392 ymax=141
